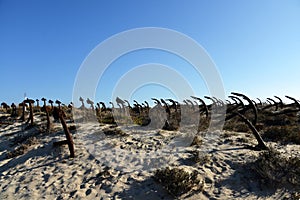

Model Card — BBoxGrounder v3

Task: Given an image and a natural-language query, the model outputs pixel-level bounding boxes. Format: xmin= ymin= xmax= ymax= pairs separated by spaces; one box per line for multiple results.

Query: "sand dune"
xmin=0 ymin=114 xmax=299 ymax=199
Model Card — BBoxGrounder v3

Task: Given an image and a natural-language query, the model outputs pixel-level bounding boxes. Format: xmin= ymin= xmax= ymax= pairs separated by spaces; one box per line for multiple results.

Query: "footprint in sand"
xmin=85 ymin=188 xmax=92 ymax=195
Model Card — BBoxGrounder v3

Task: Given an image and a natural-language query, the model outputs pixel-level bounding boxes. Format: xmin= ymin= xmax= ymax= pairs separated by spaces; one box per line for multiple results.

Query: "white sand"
xmin=0 ymin=114 xmax=299 ymax=199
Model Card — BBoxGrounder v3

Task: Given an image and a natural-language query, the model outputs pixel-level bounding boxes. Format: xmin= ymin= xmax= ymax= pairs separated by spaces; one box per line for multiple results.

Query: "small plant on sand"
xmin=11 ymin=125 xmax=40 ymax=145
xmin=154 ymin=167 xmax=204 ymax=197
xmin=190 ymin=135 xmax=202 ymax=146
xmin=68 ymin=125 xmax=77 ymax=131
xmin=224 ymin=120 xmax=250 ymax=133
xmin=190 ymin=150 xmax=211 ymax=164
xmin=253 ymin=148 xmax=300 ymax=189
xmin=6 ymin=137 xmax=38 ymax=159
xmin=290 ymin=192 xmax=300 ymax=200
xmin=234 ymin=122 xmax=251 ymax=132
xmin=132 ymin=115 xmax=151 ymax=126
xmin=261 ymin=113 xmax=295 ymax=126
xmin=103 ymin=127 xmax=127 ymax=137
xmin=222 ymin=131 xmax=238 ymax=138
xmin=262 ymin=125 xmax=300 ymax=144
xmin=98 ymin=116 xmax=116 ymax=124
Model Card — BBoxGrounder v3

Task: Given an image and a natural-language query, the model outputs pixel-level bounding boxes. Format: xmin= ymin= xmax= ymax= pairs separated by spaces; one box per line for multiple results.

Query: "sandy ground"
xmin=0 ymin=113 xmax=299 ymax=199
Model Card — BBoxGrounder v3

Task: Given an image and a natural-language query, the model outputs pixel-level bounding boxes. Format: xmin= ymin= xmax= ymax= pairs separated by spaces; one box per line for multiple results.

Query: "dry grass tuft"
xmin=190 ymin=150 xmax=211 ymax=164
xmin=103 ymin=127 xmax=128 ymax=137
xmin=224 ymin=120 xmax=250 ymax=133
xmin=253 ymin=148 xmax=300 ymax=189
xmin=6 ymin=137 xmax=38 ymax=159
xmin=98 ymin=116 xmax=116 ymax=124
xmin=190 ymin=135 xmax=202 ymax=146
xmin=154 ymin=167 xmax=204 ymax=197
xmin=131 ymin=116 xmax=151 ymax=126
xmin=11 ymin=127 xmax=40 ymax=145
xmin=68 ymin=125 xmax=77 ymax=131
xmin=262 ymin=125 xmax=300 ymax=144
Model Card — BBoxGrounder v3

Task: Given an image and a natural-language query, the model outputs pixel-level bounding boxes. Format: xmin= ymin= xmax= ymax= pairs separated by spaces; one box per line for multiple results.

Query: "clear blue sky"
xmin=1 ymin=0 xmax=299 ymax=106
